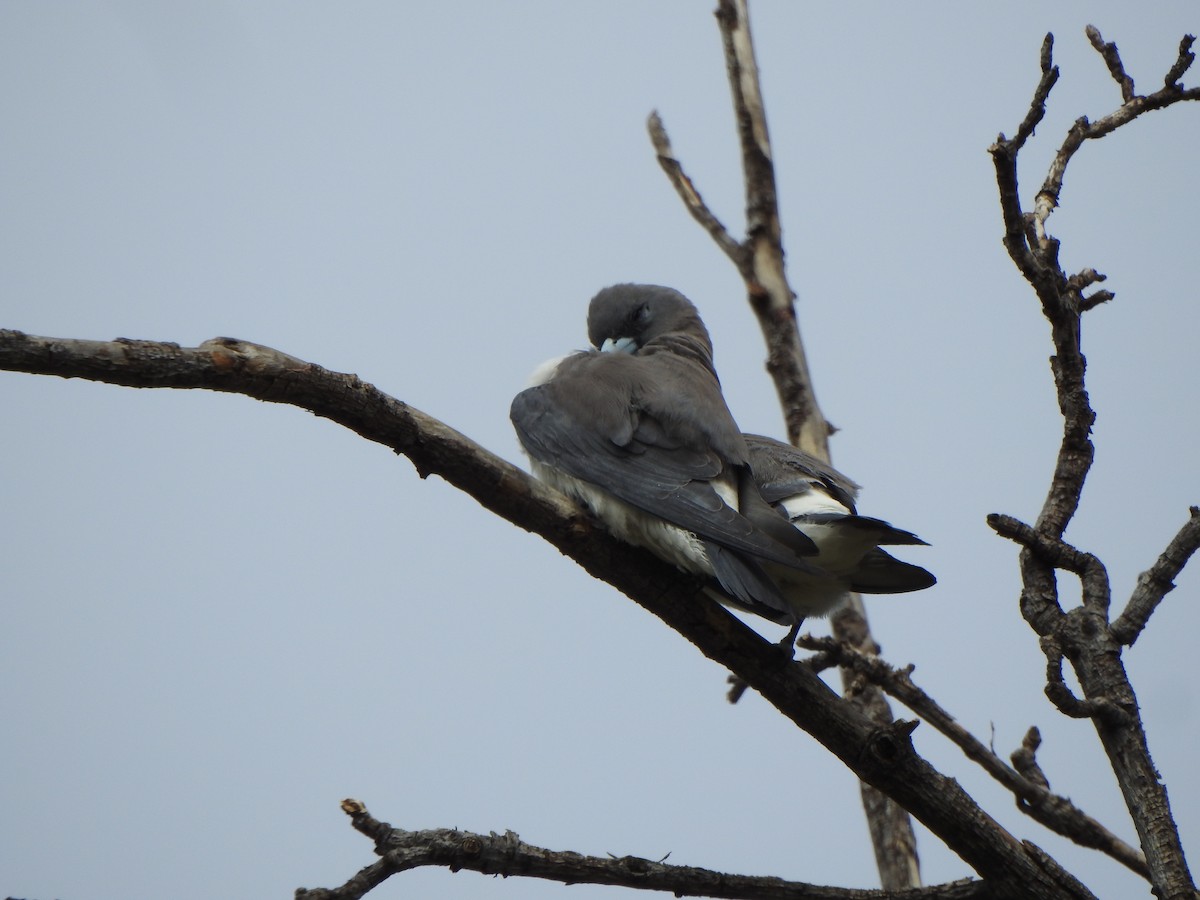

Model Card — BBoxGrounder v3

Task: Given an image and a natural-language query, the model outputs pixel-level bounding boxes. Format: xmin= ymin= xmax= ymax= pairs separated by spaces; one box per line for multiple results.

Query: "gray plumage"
xmin=742 ymin=433 xmax=936 ymax=622
xmin=511 ymin=284 xmax=821 ymax=622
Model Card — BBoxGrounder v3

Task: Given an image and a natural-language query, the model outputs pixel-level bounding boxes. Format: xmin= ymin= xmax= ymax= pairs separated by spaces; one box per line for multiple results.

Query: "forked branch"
xmin=647 ymin=2 xmax=921 ymax=888
xmin=0 ymin=328 xmax=1098 ymax=900
xmin=800 ymin=636 xmax=1147 ymax=879
xmin=988 ymin=27 xmax=1198 ymax=900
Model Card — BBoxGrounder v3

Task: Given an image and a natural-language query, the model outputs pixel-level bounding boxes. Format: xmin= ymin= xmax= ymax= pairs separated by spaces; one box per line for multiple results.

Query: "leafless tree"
xmin=1 ymin=4 xmax=1197 ymax=899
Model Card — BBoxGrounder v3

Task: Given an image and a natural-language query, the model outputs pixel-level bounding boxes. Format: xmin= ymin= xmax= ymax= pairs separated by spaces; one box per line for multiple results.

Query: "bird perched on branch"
xmin=511 ymin=283 xmax=934 ymax=633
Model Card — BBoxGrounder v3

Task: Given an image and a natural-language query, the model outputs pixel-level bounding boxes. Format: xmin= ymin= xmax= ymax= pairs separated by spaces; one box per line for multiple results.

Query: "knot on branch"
xmin=614 ymin=855 xmax=654 ymax=875
xmin=1011 ymin=727 xmax=1052 ymax=794
xmin=863 ymin=719 xmax=919 ymax=769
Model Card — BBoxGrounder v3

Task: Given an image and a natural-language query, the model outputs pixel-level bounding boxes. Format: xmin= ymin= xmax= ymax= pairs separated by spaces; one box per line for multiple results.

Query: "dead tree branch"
xmin=799 ymin=636 xmax=1148 ymax=879
xmin=1111 ymin=506 xmax=1200 ymax=646
xmin=0 ymin=328 xmax=1097 ymax=900
xmin=647 ymin=111 xmax=745 ymax=268
xmin=988 ymin=28 xmax=1199 ymax=900
xmin=294 ymin=800 xmax=993 ymax=900
xmin=647 ymin=2 xmax=920 ymax=888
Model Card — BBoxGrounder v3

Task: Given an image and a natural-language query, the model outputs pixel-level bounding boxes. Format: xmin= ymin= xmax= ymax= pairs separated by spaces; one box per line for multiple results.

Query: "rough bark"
xmin=987 ymin=29 xmax=1199 ymax=900
xmin=0 ymin=329 xmax=1095 ymax=900
xmin=651 ymin=2 xmax=922 ymax=887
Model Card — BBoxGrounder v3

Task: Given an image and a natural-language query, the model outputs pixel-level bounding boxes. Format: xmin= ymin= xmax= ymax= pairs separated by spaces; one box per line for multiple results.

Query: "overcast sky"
xmin=2 ymin=3 xmax=1198 ymax=899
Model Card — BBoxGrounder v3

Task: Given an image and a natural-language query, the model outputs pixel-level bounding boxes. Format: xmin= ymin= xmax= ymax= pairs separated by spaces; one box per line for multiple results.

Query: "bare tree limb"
xmin=654 ymin=3 xmax=931 ymax=889
xmin=647 ymin=110 xmax=746 ymax=269
xmin=0 ymin=328 xmax=1099 ymax=900
xmin=643 ymin=2 xmax=923 ymax=889
xmin=295 ymin=800 xmax=995 ymax=900
xmin=1010 ymin=35 xmax=1061 ymax=151
xmin=987 ymin=515 xmax=1111 ymax=616
xmin=1164 ymin=35 xmax=1197 ymax=88
xmin=1111 ymin=506 xmax=1200 ymax=646
xmin=798 ymin=637 xmax=1148 ymax=879
xmin=988 ymin=29 xmax=1199 ymax=900
xmin=1038 ymin=28 xmax=1200 ymax=222
xmin=1085 ymin=25 xmax=1136 ymax=102
xmin=827 ymin=601 xmax=923 ymax=891
xmin=711 ymin=0 xmax=829 ymax=460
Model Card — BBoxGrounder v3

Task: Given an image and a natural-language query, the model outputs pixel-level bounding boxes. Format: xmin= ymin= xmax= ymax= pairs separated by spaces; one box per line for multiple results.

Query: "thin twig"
xmin=1012 ymin=34 xmax=1061 ymax=150
xmin=1040 ymin=33 xmax=1200 ymax=209
xmin=1163 ymin=35 xmax=1196 ymax=88
xmin=646 ymin=111 xmax=746 ymax=268
xmin=1085 ymin=25 xmax=1136 ymax=102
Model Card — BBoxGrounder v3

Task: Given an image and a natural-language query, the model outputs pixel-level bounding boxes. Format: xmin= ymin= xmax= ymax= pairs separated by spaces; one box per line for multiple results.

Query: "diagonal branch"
xmin=645 ymin=2 xmax=922 ymax=889
xmin=1085 ymin=25 xmax=1136 ymax=102
xmin=799 ymin=637 xmax=1148 ymax=879
xmin=295 ymin=800 xmax=994 ymax=900
xmin=652 ymin=2 xmax=921 ymax=890
xmin=647 ymin=110 xmax=746 ymax=270
xmin=1164 ymin=35 xmax=1197 ymax=88
xmin=712 ymin=0 xmax=828 ymax=459
xmin=1111 ymin=506 xmax=1200 ymax=646
xmin=0 ymin=328 xmax=1097 ymax=900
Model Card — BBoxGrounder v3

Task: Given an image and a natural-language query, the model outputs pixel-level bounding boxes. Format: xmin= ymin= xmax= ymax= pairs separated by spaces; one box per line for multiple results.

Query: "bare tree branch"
xmin=711 ymin=0 xmax=828 ymax=460
xmin=1039 ymin=28 xmax=1200 ymax=221
xmin=987 ymin=515 xmax=1111 ymax=616
xmin=988 ymin=29 xmax=1199 ymax=900
xmin=798 ymin=637 xmax=1148 ymax=879
xmin=1164 ymin=35 xmax=1197 ymax=88
xmin=1111 ymin=506 xmax=1200 ymax=646
xmin=645 ymin=2 xmax=922 ymax=889
xmin=295 ymin=800 xmax=995 ymax=900
xmin=0 ymin=328 xmax=1099 ymax=900
xmin=1085 ymin=25 xmax=1136 ymax=102
xmin=1011 ymin=35 xmax=1061 ymax=151
xmin=647 ymin=110 xmax=746 ymax=269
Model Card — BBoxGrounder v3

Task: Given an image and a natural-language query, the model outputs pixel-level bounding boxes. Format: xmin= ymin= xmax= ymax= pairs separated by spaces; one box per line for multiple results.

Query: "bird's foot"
xmin=778 ymin=617 xmax=804 ymax=660
xmin=726 ymin=618 xmax=805 ymax=704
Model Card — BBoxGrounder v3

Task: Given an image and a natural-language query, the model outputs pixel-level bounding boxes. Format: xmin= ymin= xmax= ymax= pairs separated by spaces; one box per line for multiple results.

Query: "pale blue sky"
xmin=2 ymin=3 xmax=1197 ymax=898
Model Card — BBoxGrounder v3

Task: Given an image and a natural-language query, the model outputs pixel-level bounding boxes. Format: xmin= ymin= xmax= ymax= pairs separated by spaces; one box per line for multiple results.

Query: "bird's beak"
xmin=600 ymin=336 xmax=638 ymax=354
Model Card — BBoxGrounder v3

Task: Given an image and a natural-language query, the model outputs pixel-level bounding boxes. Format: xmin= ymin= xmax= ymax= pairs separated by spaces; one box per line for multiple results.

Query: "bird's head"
xmin=587 ymin=284 xmax=711 ymax=356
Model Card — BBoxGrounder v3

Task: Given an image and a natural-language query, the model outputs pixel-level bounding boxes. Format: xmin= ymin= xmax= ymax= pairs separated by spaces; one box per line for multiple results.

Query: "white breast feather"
xmin=529 ymin=460 xmax=715 ymax=578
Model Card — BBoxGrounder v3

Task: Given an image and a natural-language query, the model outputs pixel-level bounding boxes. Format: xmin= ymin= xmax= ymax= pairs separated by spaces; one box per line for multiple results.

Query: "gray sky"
xmin=2 ymin=3 xmax=1197 ymax=898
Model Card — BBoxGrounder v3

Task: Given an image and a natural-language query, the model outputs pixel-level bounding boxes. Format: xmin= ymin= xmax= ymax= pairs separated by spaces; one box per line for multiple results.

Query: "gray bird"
xmin=510 ymin=284 xmax=822 ymax=623
xmin=742 ymin=433 xmax=935 ymax=623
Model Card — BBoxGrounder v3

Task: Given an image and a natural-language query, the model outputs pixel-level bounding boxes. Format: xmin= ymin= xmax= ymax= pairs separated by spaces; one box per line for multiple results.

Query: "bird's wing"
xmin=510 ymin=358 xmax=815 ymax=570
xmin=744 ymin=433 xmax=861 ymax=512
